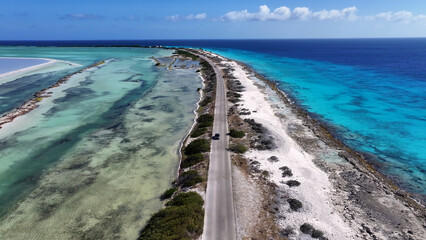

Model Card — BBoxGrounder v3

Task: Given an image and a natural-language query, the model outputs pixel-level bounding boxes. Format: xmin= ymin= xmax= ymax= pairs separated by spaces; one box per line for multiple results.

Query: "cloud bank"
xmin=221 ymin=5 xmax=358 ymax=21
xmin=372 ymin=11 xmax=426 ymax=23
xmin=167 ymin=13 xmax=207 ymax=21
xmin=60 ymin=14 xmax=104 ymax=20
xmin=163 ymin=5 xmax=424 ymax=24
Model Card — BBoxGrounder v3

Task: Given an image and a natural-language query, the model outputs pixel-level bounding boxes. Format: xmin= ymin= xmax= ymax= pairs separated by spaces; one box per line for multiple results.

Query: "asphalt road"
xmin=197 ymin=53 xmax=237 ymax=240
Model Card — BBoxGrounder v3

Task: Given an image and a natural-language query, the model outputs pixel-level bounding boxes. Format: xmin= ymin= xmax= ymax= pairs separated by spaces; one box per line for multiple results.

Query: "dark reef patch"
xmin=140 ymin=105 xmax=155 ymax=110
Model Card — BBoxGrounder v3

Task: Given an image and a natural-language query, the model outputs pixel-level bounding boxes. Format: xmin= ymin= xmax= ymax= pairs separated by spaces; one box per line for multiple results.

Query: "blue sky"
xmin=1 ymin=0 xmax=426 ymax=40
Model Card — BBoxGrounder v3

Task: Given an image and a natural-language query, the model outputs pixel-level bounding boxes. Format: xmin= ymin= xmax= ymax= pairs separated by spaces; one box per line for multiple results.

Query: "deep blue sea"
xmin=1 ymin=39 xmax=425 ymax=200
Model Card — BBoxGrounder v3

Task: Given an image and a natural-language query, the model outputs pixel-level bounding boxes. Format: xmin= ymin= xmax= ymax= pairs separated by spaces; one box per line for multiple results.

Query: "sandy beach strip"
xmin=227 ymin=59 xmax=356 ymax=239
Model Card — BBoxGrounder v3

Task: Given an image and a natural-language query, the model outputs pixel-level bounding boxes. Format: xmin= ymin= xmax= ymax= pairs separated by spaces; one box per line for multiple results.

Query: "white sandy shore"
xmin=0 ymin=57 xmax=80 ymax=79
xmin=222 ymin=59 xmax=356 ymax=239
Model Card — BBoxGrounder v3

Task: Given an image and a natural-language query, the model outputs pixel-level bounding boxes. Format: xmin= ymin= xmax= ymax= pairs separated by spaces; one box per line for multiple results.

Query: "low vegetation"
xmin=178 ymin=170 xmax=204 ymax=188
xmin=311 ymin=229 xmax=325 ymax=239
xmin=300 ymin=223 xmax=315 ymax=234
xmin=180 ymin=153 xmax=204 ymax=168
xmin=139 ymin=192 xmax=204 ymax=240
xmin=195 ymin=114 xmax=214 ymax=128
xmin=184 ymin=139 xmax=210 ymax=155
xmin=197 ymin=114 xmax=214 ymax=123
xmin=174 ymin=50 xmax=199 ymax=61
xmin=190 ymin=127 xmax=207 ymax=138
xmin=229 ymin=129 xmax=245 ymax=138
xmin=285 ymin=180 xmax=301 ymax=187
xmin=300 ymin=223 xmax=326 ymax=239
xmin=287 ymin=198 xmax=303 ymax=211
xmin=166 ymin=191 xmax=204 ymax=207
xmin=199 ymin=60 xmax=216 ymax=93
xmin=229 ymin=144 xmax=248 ymax=153
xmin=198 ymin=121 xmax=213 ymax=128
xmin=267 ymin=156 xmax=279 ymax=162
xmin=199 ymin=97 xmax=212 ymax=107
xmin=160 ymin=187 xmax=177 ymax=200
xmin=280 ymin=166 xmax=293 ymax=177
xmin=244 ymin=118 xmax=264 ymax=133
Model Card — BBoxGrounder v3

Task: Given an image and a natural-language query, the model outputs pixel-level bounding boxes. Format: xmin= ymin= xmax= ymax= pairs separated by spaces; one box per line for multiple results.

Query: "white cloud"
xmin=172 ymin=6 xmax=426 ymax=25
xmin=167 ymin=13 xmax=206 ymax=21
xmin=222 ymin=5 xmax=290 ymax=21
xmin=293 ymin=7 xmax=311 ymax=21
xmin=61 ymin=13 xmax=104 ymax=20
xmin=312 ymin=7 xmax=358 ymax=21
xmin=221 ymin=5 xmax=358 ymax=22
xmin=185 ymin=13 xmax=207 ymax=20
xmin=373 ymin=11 xmax=426 ymax=23
xmin=166 ymin=14 xmax=180 ymax=21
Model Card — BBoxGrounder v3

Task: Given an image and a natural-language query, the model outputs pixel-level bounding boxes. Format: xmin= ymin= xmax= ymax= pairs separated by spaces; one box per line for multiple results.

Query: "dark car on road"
xmin=212 ymin=133 xmax=220 ymax=140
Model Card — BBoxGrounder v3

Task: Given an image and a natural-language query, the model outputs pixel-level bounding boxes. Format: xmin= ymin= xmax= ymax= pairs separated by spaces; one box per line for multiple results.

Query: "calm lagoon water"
xmin=0 ymin=58 xmax=49 ymax=74
xmin=0 ymin=47 xmax=202 ymax=239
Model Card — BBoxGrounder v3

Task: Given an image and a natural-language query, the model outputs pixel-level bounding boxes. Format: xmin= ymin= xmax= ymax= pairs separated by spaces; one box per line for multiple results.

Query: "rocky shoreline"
xmin=0 ymin=60 xmax=106 ymax=130
xmin=251 ymin=66 xmax=426 ymax=239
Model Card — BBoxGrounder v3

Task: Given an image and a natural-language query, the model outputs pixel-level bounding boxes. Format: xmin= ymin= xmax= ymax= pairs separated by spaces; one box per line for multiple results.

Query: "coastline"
xmin=192 ymin=49 xmax=425 ymax=239
xmin=1 ymin=46 xmax=424 ymax=239
xmin=176 ymin=68 xmax=205 ymax=178
xmin=138 ymin=51 xmax=215 ymax=239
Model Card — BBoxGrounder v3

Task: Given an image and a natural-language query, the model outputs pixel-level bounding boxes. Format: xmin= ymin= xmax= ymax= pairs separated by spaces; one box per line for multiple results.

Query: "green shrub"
xmin=166 ymin=192 xmax=204 ymax=207
xmin=184 ymin=139 xmax=210 ymax=155
xmin=197 ymin=121 xmax=213 ymax=128
xmin=194 ymin=114 xmax=214 ymax=128
xmin=300 ymin=223 xmax=314 ymax=234
xmin=181 ymin=153 xmax=204 ymax=168
xmin=197 ymin=114 xmax=214 ymax=123
xmin=287 ymin=198 xmax=303 ymax=211
xmin=160 ymin=187 xmax=177 ymax=200
xmin=190 ymin=127 xmax=207 ymax=138
xmin=229 ymin=144 xmax=248 ymax=153
xmin=199 ymin=97 xmax=211 ymax=107
xmin=229 ymin=129 xmax=245 ymax=138
xmin=179 ymin=170 xmax=203 ymax=188
xmin=139 ymin=192 xmax=204 ymax=240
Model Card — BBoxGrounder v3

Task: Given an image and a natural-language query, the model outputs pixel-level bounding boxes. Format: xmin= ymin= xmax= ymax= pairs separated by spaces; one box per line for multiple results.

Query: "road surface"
xmin=197 ymin=53 xmax=237 ymax=240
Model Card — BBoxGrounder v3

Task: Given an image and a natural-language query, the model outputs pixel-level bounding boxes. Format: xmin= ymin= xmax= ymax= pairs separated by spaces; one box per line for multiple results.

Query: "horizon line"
xmin=1 ymin=37 xmax=426 ymax=42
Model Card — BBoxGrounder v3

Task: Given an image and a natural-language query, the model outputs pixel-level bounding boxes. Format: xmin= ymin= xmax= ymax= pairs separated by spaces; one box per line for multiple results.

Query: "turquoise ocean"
xmin=205 ymin=44 xmax=426 ymax=202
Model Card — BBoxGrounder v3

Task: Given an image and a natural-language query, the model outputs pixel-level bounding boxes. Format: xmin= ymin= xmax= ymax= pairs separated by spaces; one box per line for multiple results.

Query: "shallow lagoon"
xmin=0 ymin=47 xmax=202 ymax=239
xmin=0 ymin=58 xmax=50 ymax=74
